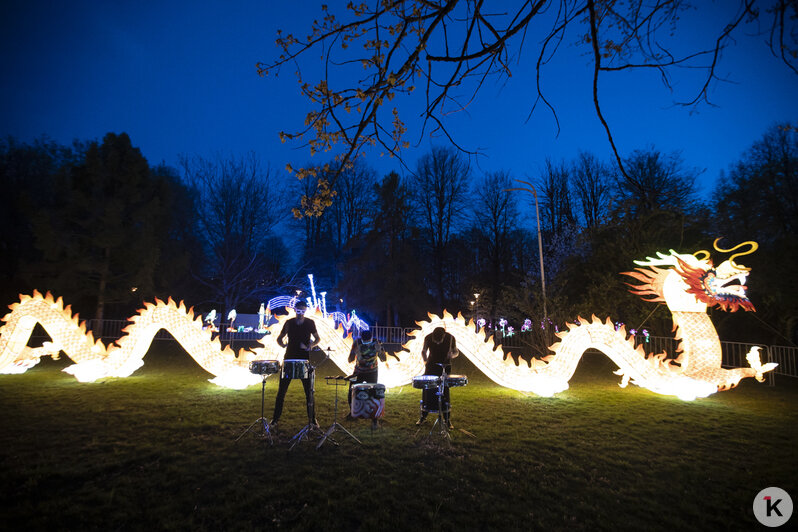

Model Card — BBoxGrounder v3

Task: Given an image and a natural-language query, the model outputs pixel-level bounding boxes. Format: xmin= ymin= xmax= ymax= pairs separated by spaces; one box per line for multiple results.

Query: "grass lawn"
xmin=1 ymin=342 xmax=796 ymax=531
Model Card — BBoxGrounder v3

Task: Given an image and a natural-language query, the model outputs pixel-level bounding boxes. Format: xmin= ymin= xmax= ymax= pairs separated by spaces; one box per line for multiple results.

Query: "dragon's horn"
xmin=714 ymin=238 xmax=758 ymax=270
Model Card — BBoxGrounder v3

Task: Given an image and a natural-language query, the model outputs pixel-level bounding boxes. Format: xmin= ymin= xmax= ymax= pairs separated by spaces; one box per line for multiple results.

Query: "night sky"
xmin=2 ymin=1 xmax=797 ymax=196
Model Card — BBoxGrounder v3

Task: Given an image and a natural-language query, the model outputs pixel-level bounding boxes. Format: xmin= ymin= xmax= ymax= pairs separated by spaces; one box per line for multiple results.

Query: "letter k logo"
xmin=765 ymin=496 xmax=783 ymax=518
xmin=755 ymin=488 xmax=792 ymax=527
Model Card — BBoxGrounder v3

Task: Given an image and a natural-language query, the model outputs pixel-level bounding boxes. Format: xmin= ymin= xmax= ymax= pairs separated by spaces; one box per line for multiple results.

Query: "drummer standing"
xmin=271 ymin=301 xmax=320 ymax=428
xmin=417 ymin=326 xmax=458 ymax=427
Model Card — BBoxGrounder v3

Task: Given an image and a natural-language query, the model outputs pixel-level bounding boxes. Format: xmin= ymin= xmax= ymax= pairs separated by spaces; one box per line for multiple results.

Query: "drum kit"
xmin=237 ymin=352 xmax=471 ymax=447
xmin=412 ymin=367 xmax=471 ymax=441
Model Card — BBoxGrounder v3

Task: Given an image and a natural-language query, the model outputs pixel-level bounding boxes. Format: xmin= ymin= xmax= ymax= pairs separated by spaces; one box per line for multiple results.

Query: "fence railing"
xmin=82 ymin=319 xmax=271 ymax=346
xmin=34 ymin=320 xmax=797 ymax=383
xmin=370 ymin=326 xmax=418 ymax=345
xmin=766 ymin=345 xmax=798 ymax=379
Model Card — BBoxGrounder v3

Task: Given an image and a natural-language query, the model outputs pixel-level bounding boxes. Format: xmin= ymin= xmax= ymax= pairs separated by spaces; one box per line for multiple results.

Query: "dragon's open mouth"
xmin=717 ymin=273 xmax=748 ymax=297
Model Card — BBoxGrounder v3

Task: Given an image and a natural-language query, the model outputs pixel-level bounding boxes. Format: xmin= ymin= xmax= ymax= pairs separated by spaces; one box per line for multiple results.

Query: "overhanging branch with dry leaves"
xmin=258 ymin=0 xmax=797 ymax=217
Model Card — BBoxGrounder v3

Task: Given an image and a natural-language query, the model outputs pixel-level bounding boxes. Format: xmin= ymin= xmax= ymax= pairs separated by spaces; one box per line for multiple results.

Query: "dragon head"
xmin=676 ymin=243 xmax=756 ymax=312
xmin=624 ymin=239 xmax=758 ymax=313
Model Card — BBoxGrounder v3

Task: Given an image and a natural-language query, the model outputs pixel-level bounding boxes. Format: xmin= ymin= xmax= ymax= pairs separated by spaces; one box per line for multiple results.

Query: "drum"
xmin=351 ymin=383 xmax=385 ymax=419
xmin=444 ymin=374 xmax=468 ymax=388
xmin=249 ymin=359 xmax=280 ymax=375
xmin=412 ymin=375 xmax=442 ymax=389
xmin=282 ymin=359 xmax=310 ymax=379
xmin=420 ymin=389 xmax=450 ymax=414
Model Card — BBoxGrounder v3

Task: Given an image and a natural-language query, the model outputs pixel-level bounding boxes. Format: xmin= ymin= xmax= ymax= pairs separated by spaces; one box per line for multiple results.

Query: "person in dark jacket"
xmin=416 ymin=326 xmax=458 ymax=427
xmin=271 ymin=301 xmax=320 ymax=428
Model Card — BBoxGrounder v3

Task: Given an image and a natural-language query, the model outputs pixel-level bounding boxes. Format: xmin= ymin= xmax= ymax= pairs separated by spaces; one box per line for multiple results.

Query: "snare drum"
xmin=248 ymin=359 xmax=280 ymax=375
xmin=351 ymin=383 xmax=385 ymax=419
xmin=282 ymin=359 xmax=310 ymax=379
xmin=444 ymin=374 xmax=468 ymax=387
xmin=412 ymin=375 xmax=442 ymax=389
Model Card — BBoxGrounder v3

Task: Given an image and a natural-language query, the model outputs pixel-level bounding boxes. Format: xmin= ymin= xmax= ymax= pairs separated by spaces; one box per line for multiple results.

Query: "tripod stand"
xmin=424 ymin=367 xmax=452 ymax=442
xmin=288 ymin=348 xmax=335 ymax=451
xmin=416 ymin=365 xmax=474 ymax=442
xmin=236 ymin=372 xmax=275 ymax=444
xmin=287 ymin=365 xmax=324 ymax=450
xmin=316 ymin=376 xmax=361 ymax=450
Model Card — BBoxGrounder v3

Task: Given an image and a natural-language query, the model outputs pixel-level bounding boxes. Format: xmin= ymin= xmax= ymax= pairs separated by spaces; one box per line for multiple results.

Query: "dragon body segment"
xmin=392 ymin=243 xmax=775 ymax=400
xmin=0 ymin=291 xmax=262 ymax=389
xmin=0 ymin=243 xmax=777 ymax=399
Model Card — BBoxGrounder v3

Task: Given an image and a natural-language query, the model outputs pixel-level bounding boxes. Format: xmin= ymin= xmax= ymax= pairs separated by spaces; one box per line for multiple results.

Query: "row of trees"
xmin=3 ymin=124 xmax=797 ymax=345
xmin=1 ymin=133 xmax=289 ymax=321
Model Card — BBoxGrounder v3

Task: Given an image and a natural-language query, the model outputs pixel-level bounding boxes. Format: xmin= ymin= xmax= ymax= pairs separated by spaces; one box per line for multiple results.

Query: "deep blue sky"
xmin=2 ymin=1 xmax=797 ymax=197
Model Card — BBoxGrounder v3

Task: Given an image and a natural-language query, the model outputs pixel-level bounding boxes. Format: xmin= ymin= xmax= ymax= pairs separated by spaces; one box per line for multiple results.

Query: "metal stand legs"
xmin=288 ymin=369 xmax=323 ymax=450
xmin=316 ymin=377 xmax=361 ymax=450
xmin=417 ymin=381 xmax=452 ymax=441
xmin=415 ymin=369 xmax=474 ymax=442
xmin=236 ymin=375 xmax=274 ymax=444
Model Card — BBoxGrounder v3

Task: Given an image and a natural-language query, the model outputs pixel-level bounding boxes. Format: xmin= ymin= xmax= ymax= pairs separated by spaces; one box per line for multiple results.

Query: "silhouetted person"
xmin=416 ymin=326 xmax=458 ymax=427
xmin=271 ymin=301 xmax=320 ymax=428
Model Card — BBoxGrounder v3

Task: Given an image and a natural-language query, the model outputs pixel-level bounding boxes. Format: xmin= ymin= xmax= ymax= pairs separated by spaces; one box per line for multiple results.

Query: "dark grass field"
xmin=1 ymin=342 xmax=796 ymax=531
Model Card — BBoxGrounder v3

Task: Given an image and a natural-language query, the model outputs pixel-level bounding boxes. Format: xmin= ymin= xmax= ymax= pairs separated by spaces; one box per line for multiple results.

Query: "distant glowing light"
xmin=254 ymin=308 xmax=406 ymax=387
xmin=256 ymin=274 xmax=370 ymax=334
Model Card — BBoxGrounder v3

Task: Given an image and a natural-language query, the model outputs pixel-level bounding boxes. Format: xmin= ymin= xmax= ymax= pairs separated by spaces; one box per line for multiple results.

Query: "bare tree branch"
xmin=260 ymin=0 xmax=798 ymax=216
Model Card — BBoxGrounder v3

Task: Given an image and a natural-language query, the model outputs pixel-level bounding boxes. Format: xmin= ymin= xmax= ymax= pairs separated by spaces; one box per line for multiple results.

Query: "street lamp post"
xmin=505 ymin=180 xmax=547 ymax=326
xmin=473 ymin=292 xmax=481 ymax=330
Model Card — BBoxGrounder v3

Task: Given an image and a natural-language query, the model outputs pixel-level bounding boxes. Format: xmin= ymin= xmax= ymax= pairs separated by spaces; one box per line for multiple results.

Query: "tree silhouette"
xmin=614 ymin=148 xmax=700 ymax=217
xmin=469 ymin=170 xmax=519 ymax=319
xmin=571 ymin=151 xmax=613 ymax=229
xmin=260 ymin=0 xmax=797 ymax=214
xmin=181 ymin=153 xmax=288 ymax=313
xmin=410 ymin=146 xmax=470 ymax=308
xmin=337 ymin=171 xmax=429 ymax=325
xmin=30 ymin=133 xmax=187 ymax=319
xmin=1 ymin=136 xmax=83 ymax=304
xmin=713 ymin=123 xmax=798 ymax=343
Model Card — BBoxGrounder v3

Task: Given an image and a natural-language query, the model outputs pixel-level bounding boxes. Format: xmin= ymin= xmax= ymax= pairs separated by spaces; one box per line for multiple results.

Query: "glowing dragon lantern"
xmin=542 ymin=240 xmax=776 ymax=400
xmin=0 ymin=241 xmax=777 ymax=398
xmin=0 ymin=291 xmax=261 ymax=389
xmin=619 ymin=239 xmax=776 ymax=391
xmin=398 ymin=241 xmax=776 ymax=400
